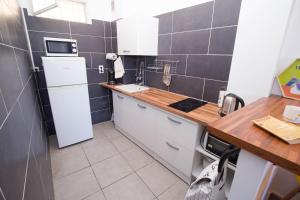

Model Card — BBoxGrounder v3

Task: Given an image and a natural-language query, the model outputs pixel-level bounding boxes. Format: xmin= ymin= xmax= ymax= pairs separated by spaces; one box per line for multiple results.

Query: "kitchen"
xmin=1 ymin=0 xmax=300 ymax=200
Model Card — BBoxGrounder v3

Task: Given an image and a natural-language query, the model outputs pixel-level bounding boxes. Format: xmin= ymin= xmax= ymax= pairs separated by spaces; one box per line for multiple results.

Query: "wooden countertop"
xmin=100 ymin=83 xmax=220 ymax=125
xmin=208 ymin=95 xmax=300 ymax=175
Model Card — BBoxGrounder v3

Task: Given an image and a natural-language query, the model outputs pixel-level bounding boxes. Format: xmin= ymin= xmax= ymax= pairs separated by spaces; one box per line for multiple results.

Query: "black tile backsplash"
xmin=171 ymin=30 xmax=210 ymax=54
xmin=142 ymin=0 xmax=241 ymax=103
xmin=0 ymin=2 xmax=53 ymax=199
xmin=209 ymin=26 xmax=237 ymax=54
xmin=173 ymin=2 xmax=213 ymax=32
xmin=25 ymin=11 xmax=115 ymax=130
xmin=212 ymin=0 xmax=242 ymax=27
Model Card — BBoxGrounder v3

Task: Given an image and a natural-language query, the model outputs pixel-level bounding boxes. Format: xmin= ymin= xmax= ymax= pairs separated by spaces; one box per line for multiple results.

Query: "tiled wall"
xmin=0 ymin=1 xmax=54 ymax=200
xmin=143 ymin=0 xmax=242 ymax=103
xmin=24 ymin=11 xmax=120 ymax=134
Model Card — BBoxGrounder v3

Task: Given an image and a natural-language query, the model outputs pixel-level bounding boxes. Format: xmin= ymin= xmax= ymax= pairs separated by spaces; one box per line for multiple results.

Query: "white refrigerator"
xmin=42 ymin=57 xmax=93 ymax=148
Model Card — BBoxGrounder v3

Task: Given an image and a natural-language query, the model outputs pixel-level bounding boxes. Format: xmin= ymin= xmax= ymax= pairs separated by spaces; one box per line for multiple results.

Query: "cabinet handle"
xmin=166 ymin=142 xmax=180 ymax=151
xmin=123 ymin=50 xmax=130 ymax=53
xmin=137 ymin=104 xmax=147 ymax=109
xmin=117 ymin=95 xmax=124 ymax=99
xmin=167 ymin=116 xmax=182 ymax=125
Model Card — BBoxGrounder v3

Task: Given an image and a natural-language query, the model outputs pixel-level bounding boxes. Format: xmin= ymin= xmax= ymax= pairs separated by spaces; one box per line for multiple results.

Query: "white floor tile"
xmin=92 ymin=155 xmax=133 ymax=188
xmin=83 ymin=191 xmax=106 ymax=200
xmin=122 ymin=147 xmax=154 ymax=170
xmin=54 ymin=167 xmax=100 ymax=200
xmin=137 ymin=162 xmax=179 ymax=196
xmin=103 ymin=173 xmax=155 ymax=200
xmin=103 ymin=128 xmax=123 ymax=140
xmin=50 ymin=138 xmax=90 ymax=179
xmin=158 ymin=181 xmax=188 ymax=200
xmin=111 ymin=136 xmax=135 ymax=152
xmin=82 ymin=138 xmax=118 ymax=165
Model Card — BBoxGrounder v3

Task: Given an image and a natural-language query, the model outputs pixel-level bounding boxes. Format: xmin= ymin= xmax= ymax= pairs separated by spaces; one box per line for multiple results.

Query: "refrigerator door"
xmin=48 ymin=84 xmax=93 ymax=147
xmin=42 ymin=57 xmax=87 ymax=87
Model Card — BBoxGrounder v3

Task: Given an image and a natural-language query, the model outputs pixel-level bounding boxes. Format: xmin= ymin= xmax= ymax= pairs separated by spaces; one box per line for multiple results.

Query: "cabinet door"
xmin=117 ymin=18 xmax=138 ymax=55
xmin=130 ymin=100 xmax=158 ymax=150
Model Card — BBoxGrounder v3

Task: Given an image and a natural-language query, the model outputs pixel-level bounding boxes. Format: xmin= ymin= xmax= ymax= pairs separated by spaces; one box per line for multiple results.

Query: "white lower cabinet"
xmin=113 ymin=91 xmax=200 ymax=181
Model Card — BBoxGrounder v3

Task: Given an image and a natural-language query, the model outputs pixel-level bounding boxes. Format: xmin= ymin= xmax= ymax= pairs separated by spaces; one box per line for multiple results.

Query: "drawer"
xmin=157 ymin=112 xmax=199 ymax=151
xmin=157 ymin=136 xmax=194 ymax=176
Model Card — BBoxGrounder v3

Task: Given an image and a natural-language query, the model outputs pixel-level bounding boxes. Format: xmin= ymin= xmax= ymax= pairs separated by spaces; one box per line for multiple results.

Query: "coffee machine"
xmin=107 ymin=69 xmax=116 ymax=85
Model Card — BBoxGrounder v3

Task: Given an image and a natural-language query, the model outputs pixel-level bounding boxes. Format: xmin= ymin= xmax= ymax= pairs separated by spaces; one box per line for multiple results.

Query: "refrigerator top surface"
xmin=42 ymin=57 xmax=88 ymax=87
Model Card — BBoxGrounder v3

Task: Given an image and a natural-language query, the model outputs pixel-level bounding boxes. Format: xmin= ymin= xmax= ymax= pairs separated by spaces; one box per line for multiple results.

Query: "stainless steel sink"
xmin=115 ymin=84 xmax=149 ymax=93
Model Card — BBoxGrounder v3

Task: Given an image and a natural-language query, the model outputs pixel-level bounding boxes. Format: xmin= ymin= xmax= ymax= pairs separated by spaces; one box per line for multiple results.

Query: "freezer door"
xmin=48 ymin=84 xmax=93 ymax=147
xmin=42 ymin=57 xmax=87 ymax=87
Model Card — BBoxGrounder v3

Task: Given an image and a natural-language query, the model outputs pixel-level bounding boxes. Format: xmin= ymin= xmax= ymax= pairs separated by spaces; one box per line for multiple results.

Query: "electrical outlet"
xmin=98 ymin=65 xmax=104 ymax=74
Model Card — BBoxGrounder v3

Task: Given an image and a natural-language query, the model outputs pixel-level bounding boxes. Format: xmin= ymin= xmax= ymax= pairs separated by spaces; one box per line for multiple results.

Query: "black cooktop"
xmin=168 ymin=98 xmax=208 ymax=113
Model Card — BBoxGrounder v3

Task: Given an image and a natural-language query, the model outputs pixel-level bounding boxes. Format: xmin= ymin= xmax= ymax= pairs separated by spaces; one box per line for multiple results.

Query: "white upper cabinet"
xmin=117 ymin=16 xmax=159 ymax=56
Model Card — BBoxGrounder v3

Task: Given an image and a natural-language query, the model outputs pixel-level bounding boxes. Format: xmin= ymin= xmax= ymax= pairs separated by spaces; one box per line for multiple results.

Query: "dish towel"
xmin=162 ymin=64 xmax=171 ymax=86
xmin=114 ymin=56 xmax=125 ymax=79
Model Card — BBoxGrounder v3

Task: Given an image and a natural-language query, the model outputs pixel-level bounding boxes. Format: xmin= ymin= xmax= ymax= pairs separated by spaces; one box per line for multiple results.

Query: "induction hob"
xmin=168 ymin=98 xmax=208 ymax=113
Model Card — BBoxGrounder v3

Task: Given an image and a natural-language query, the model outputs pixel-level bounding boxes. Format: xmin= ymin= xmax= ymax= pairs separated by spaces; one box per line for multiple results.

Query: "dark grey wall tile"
xmin=104 ymin=21 xmax=112 ymax=37
xmin=26 ymin=14 xmax=70 ymax=33
xmin=87 ymin=69 xmax=107 ymax=84
xmin=187 ymin=55 xmax=232 ymax=81
xmin=203 ymin=80 xmax=227 ymax=103
xmin=0 ymin=44 xmax=23 ymax=111
xmin=28 ymin=31 xmax=71 ymax=51
xmin=90 ymin=96 xmax=109 ymax=112
xmin=88 ymin=84 xmax=108 ymax=98
xmin=91 ymin=53 xmax=112 ymax=69
xmin=79 ymin=53 xmax=91 ymax=68
xmin=105 ymin=37 xmax=113 ymax=53
xmin=173 ymin=2 xmax=213 ymax=32
xmin=18 ymin=80 xmax=36 ymax=131
xmin=111 ymin=21 xmax=117 ymax=37
xmin=157 ymin=13 xmax=172 ymax=34
xmin=122 ymin=70 xmax=137 ymax=84
xmin=158 ymin=34 xmax=171 ymax=54
xmin=32 ymin=51 xmax=45 ymax=69
xmin=145 ymin=71 xmax=168 ymax=90
xmin=156 ymin=55 xmax=187 ymax=75
xmin=124 ymin=56 xmax=145 ymax=69
xmin=0 ymin=91 xmax=7 ymax=126
xmin=70 ymin=20 xmax=105 ymax=37
xmin=213 ymin=0 xmax=242 ymax=27
xmin=169 ymin=75 xmax=204 ymax=99
xmin=72 ymin=34 xmax=105 ymax=53
xmin=35 ymin=71 xmax=47 ymax=89
xmin=15 ymin=49 xmax=32 ymax=85
xmin=24 ymin=150 xmax=47 ymax=200
xmin=43 ymin=105 xmax=53 ymax=121
xmin=91 ymin=109 xmax=111 ymax=124
xmin=39 ymin=89 xmax=50 ymax=105
xmin=0 ymin=105 xmax=30 ymax=200
xmin=171 ymin=30 xmax=210 ymax=54
xmin=209 ymin=26 xmax=237 ymax=54
xmin=112 ymin=38 xmax=117 ymax=53
xmin=45 ymin=120 xmax=56 ymax=135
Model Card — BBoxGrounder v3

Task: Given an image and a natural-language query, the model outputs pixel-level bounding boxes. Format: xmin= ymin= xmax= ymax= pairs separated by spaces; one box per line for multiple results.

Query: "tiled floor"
xmin=50 ymin=121 xmax=189 ymax=200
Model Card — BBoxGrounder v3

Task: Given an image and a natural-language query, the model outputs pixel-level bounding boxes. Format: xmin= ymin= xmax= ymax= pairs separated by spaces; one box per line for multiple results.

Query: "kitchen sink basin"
xmin=115 ymin=84 xmax=149 ymax=93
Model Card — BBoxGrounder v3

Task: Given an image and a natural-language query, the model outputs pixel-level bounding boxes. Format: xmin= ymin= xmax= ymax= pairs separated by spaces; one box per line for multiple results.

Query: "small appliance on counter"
xmin=219 ymin=93 xmax=245 ymax=117
xmin=201 ymin=93 xmax=245 ymax=166
xmin=107 ymin=69 xmax=116 ymax=85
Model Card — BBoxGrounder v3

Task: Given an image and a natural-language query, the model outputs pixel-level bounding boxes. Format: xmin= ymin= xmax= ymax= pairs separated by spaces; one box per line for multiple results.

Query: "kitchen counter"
xmin=208 ymin=95 xmax=300 ymax=175
xmin=100 ymin=83 xmax=220 ymax=126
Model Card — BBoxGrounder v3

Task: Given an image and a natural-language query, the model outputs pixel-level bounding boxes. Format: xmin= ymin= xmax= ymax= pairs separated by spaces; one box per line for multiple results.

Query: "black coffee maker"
xmin=107 ymin=69 xmax=116 ymax=85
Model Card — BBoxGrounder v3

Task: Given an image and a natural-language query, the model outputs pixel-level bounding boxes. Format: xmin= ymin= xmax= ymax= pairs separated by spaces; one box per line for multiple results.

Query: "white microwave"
xmin=44 ymin=37 xmax=78 ymax=57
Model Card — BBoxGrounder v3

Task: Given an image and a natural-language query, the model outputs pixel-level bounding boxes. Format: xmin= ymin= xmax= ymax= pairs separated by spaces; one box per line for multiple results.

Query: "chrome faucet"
xmin=136 ymin=61 xmax=144 ymax=86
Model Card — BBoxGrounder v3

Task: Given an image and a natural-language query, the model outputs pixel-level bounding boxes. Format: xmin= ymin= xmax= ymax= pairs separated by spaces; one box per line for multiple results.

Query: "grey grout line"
xmin=13 ymin=48 xmax=25 ymax=88
xmin=207 ymin=0 xmax=216 ymax=54
xmin=184 ymin=55 xmax=189 ymax=76
xmin=169 ymin=12 xmax=174 ymax=54
xmin=0 ymin=42 xmax=28 ymax=52
xmin=0 ymin=88 xmax=8 ymax=114
xmin=91 ymin=108 xmax=110 ymax=114
xmin=0 ymin=73 xmax=33 ymax=130
xmin=201 ymin=79 xmax=206 ymax=100
xmin=0 ymin=187 xmax=6 ymax=200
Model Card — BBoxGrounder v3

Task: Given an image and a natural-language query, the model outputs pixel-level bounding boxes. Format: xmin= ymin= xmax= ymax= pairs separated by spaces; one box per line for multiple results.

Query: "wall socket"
xmin=98 ymin=65 xmax=104 ymax=74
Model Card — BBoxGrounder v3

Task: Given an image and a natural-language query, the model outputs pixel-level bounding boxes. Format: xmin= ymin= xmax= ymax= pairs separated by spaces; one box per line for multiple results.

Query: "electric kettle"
xmin=219 ymin=93 xmax=245 ymax=117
